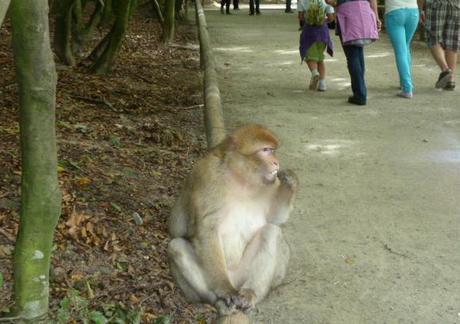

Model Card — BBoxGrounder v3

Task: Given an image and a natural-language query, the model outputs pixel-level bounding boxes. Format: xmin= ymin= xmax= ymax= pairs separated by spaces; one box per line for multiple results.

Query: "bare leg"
xmin=317 ymin=60 xmax=326 ymax=79
xmin=168 ymin=238 xmax=217 ymax=304
xmin=306 ymin=60 xmax=318 ymax=73
xmin=430 ymin=44 xmax=449 ymax=71
xmin=230 ymin=224 xmax=290 ymax=304
xmin=446 ymin=49 xmax=457 ymax=81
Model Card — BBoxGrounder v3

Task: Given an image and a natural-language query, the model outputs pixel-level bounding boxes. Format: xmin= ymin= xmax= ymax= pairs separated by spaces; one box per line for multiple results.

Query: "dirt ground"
xmin=0 ymin=11 xmax=218 ymax=323
xmin=205 ymin=7 xmax=460 ymax=324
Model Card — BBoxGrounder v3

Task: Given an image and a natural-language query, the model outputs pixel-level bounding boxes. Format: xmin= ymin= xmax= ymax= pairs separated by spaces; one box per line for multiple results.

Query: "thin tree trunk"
xmin=10 ymin=0 xmax=62 ymax=320
xmin=89 ymin=0 xmax=133 ymax=74
xmin=151 ymin=0 xmax=164 ymax=24
xmin=100 ymin=0 xmax=114 ymax=26
xmin=54 ymin=0 xmax=76 ymax=65
xmin=76 ymin=1 xmax=104 ymax=47
xmin=0 ymin=0 xmax=10 ymax=27
xmin=162 ymin=0 xmax=175 ymax=43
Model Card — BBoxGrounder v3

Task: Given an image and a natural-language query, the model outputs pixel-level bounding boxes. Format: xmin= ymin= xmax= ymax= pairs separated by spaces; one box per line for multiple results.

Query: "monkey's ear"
xmin=220 ymin=136 xmax=239 ymax=152
xmin=213 ymin=136 xmax=238 ymax=158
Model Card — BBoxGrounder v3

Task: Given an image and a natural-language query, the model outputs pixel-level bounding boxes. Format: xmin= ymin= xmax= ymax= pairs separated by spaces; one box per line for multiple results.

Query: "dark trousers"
xmin=285 ymin=0 xmax=291 ymax=11
xmin=221 ymin=0 xmax=230 ymax=13
xmin=342 ymin=44 xmax=367 ymax=101
xmin=233 ymin=0 xmax=239 ymax=9
xmin=249 ymin=0 xmax=260 ymax=14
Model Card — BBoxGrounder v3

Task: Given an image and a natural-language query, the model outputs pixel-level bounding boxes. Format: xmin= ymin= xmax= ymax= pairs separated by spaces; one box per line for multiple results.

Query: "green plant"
xmin=306 ymin=0 xmax=326 ymax=26
xmin=56 ymin=289 xmax=143 ymax=324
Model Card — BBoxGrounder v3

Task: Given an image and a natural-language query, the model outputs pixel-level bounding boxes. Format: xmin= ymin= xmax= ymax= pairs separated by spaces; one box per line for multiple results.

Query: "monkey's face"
xmin=254 ymin=146 xmax=279 ymax=184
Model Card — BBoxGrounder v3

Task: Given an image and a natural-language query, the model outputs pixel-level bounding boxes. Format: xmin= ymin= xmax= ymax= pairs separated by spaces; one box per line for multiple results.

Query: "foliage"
xmin=306 ymin=0 xmax=326 ymax=26
xmin=56 ymin=289 xmax=143 ymax=324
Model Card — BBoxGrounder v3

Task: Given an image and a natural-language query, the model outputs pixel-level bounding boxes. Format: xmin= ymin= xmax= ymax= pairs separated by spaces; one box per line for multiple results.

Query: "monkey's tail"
xmin=214 ymin=311 xmax=252 ymax=324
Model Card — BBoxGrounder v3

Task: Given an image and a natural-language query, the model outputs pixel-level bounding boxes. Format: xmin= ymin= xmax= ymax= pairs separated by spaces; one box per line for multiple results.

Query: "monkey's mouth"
xmin=264 ymin=170 xmax=278 ymax=183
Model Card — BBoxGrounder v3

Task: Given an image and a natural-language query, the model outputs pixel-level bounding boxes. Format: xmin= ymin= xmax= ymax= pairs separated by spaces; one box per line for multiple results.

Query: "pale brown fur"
xmin=168 ymin=124 xmax=298 ymax=319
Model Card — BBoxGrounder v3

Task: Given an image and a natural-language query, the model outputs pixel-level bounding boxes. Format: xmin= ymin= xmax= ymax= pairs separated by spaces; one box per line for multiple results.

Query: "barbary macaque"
xmin=168 ymin=124 xmax=298 ymax=322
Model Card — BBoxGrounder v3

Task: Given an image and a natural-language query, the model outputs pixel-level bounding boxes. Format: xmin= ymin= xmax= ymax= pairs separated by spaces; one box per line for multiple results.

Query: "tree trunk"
xmin=0 ymin=0 xmax=10 ymax=27
xmin=162 ymin=0 xmax=175 ymax=43
xmin=75 ymin=0 xmax=104 ymax=47
xmin=10 ymin=0 xmax=62 ymax=320
xmin=54 ymin=0 xmax=76 ymax=65
xmin=89 ymin=0 xmax=133 ymax=74
xmin=151 ymin=0 xmax=164 ymax=24
xmin=100 ymin=0 xmax=115 ymax=26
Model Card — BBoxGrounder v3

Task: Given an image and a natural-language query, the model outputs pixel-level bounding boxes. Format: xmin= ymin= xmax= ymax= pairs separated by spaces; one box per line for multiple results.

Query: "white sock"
xmin=311 ymin=69 xmax=319 ymax=77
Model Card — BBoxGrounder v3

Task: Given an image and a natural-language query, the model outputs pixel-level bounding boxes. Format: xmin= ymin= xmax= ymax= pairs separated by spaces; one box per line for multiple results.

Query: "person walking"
xmin=221 ymin=0 xmax=231 ymax=14
xmin=385 ymin=0 xmax=420 ymax=98
xmin=298 ymin=0 xmax=335 ymax=91
xmin=249 ymin=0 xmax=261 ymax=15
xmin=326 ymin=0 xmax=381 ymax=105
xmin=286 ymin=0 xmax=293 ymax=13
xmin=418 ymin=0 xmax=459 ymax=90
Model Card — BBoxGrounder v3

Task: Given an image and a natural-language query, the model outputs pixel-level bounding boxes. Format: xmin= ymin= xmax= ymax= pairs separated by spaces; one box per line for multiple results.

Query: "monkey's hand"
xmin=277 ymin=169 xmax=299 ymax=192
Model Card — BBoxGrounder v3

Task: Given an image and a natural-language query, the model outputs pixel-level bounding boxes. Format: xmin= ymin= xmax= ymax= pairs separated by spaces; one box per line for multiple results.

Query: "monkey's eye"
xmin=262 ymin=147 xmax=274 ymax=154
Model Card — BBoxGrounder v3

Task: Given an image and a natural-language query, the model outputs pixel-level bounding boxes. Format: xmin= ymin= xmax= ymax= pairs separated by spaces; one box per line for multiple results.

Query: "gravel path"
xmin=205 ymin=7 xmax=460 ymax=324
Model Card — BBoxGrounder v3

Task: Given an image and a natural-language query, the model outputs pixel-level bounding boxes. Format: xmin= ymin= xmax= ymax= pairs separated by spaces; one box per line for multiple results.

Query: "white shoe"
xmin=309 ymin=74 xmax=320 ymax=90
xmin=318 ymin=79 xmax=327 ymax=91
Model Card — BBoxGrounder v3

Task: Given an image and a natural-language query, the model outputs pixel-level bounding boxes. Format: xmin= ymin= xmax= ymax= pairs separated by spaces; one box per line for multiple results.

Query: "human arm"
xmin=369 ymin=0 xmax=382 ymax=31
xmin=298 ymin=10 xmax=305 ymax=29
xmin=417 ymin=0 xmax=425 ymax=24
xmin=325 ymin=0 xmax=336 ymax=8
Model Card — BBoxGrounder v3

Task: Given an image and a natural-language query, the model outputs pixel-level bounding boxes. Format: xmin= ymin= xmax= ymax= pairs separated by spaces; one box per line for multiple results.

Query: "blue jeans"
xmin=342 ymin=45 xmax=367 ymax=101
xmin=385 ymin=8 xmax=420 ymax=93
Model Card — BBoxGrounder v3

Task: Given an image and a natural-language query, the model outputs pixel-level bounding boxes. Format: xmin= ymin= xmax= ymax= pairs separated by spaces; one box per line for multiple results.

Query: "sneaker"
xmin=397 ymin=91 xmax=413 ymax=99
xmin=435 ymin=69 xmax=452 ymax=89
xmin=309 ymin=74 xmax=320 ymax=90
xmin=318 ymin=79 xmax=327 ymax=91
xmin=444 ymin=81 xmax=456 ymax=91
xmin=348 ymin=96 xmax=366 ymax=105
xmin=256 ymin=11 xmax=261 ymax=15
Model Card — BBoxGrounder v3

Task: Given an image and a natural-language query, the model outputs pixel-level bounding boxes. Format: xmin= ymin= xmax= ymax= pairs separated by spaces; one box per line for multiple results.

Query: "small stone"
xmin=132 ymin=212 xmax=143 ymax=225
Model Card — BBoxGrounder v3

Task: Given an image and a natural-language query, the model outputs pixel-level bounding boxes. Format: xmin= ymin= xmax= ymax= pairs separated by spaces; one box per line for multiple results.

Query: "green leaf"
xmin=0 ymin=272 xmax=3 ymax=288
xmin=110 ymin=202 xmax=122 ymax=212
xmin=154 ymin=315 xmax=172 ymax=324
xmin=89 ymin=310 xmax=108 ymax=324
xmin=59 ymin=296 xmax=71 ymax=310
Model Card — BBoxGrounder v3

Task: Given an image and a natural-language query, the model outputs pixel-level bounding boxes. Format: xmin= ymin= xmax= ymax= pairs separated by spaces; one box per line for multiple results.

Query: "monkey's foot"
xmin=215 ymin=299 xmax=237 ymax=316
xmin=232 ymin=288 xmax=256 ymax=312
xmin=214 ymin=311 xmax=252 ymax=324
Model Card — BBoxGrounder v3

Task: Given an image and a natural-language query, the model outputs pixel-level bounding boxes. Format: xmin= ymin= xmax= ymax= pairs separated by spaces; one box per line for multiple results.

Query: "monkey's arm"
xmin=267 ymin=169 xmax=298 ymax=225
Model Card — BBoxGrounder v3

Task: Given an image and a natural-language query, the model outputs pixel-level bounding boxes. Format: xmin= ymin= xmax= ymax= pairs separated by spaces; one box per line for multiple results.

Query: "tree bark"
xmin=10 ymin=0 xmax=62 ymax=320
xmin=162 ymin=0 xmax=175 ymax=43
xmin=89 ymin=0 xmax=133 ymax=74
xmin=0 ymin=0 xmax=10 ymax=27
xmin=54 ymin=0 xmax=76 ymax=65
xmin=151 ymin=0 xmax=164 ymax=24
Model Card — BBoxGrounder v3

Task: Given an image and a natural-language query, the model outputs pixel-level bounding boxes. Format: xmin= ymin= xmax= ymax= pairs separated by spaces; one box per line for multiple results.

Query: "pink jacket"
xmin=337 ymin=1 xmax=379 ymax=45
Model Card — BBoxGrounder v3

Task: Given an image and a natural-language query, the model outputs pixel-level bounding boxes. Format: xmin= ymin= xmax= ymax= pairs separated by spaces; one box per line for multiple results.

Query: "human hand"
xmin=420 ymin=10 xmax=425 ymax=24
xmin=376 ymin=18 xmax=382 ymax=31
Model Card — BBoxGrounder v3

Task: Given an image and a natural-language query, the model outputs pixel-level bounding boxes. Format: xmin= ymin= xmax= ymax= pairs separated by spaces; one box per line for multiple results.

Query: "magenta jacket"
xmin=337 ymin=1 xmax=379 ymax=45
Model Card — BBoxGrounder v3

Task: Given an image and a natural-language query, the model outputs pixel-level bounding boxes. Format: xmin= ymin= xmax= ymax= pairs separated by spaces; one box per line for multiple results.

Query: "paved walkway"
xmin=204 ymin=8 xmax=460 ymax=324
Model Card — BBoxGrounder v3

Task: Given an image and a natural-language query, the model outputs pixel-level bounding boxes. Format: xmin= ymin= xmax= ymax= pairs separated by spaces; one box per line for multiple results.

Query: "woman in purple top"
xmin=326 ymin=0 xmax=381 ymax=105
